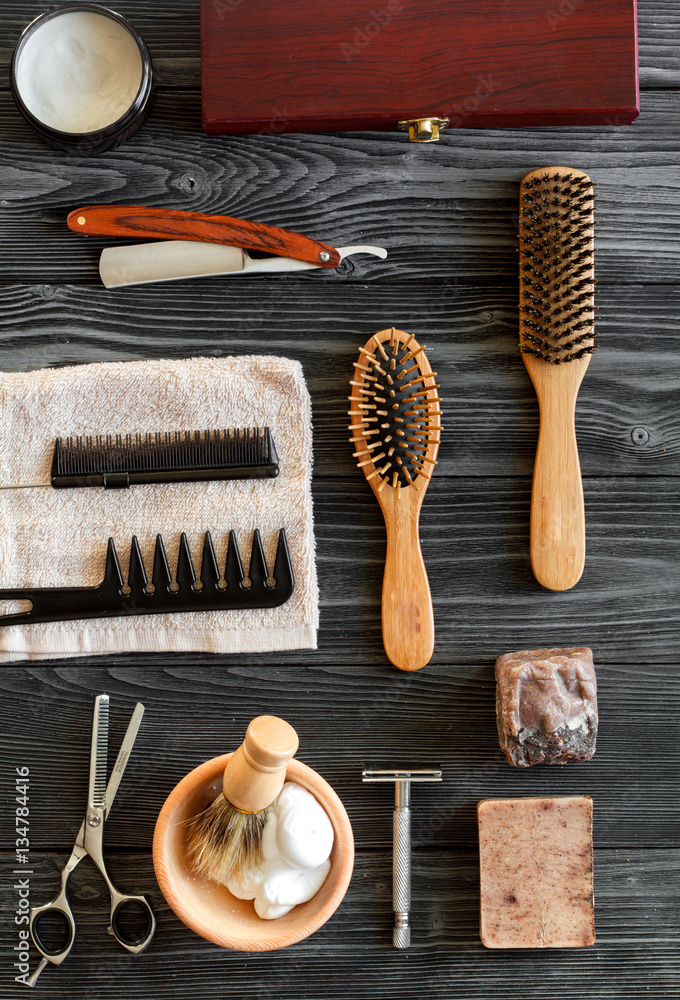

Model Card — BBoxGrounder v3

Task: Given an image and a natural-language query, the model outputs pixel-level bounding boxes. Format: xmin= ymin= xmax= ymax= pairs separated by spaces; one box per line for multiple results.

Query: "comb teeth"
xmin=92 ymin=695 xmax=109 ymax=808
xmin=51 ymin=427 xmax=279 ymax=487
xmin=0 ymin=530 xmax=295 ymax=627
xmin=519 ymin=168 xmax=596 ymax=364
xmin=348 ymin=328 xmax=441 ymax=494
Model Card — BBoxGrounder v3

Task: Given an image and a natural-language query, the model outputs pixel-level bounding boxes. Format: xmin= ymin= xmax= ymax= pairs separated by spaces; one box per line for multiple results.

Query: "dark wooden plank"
xmin=2 ymin=91 xmax=680 ymax=285
xmin=0 ymin=660 xmax=677 ymax=851
xmin=1 ymin=850 xmax=677 ymax=998
xmin=637 ymin=2 xmax=680 ymax=88
xmin=1 ymin=2 xmax=678 ymax=996
xmin=0 ymin=476 xmax=678 ymax=662
xmin=0 ymin=475 xmax=677 ymax=663
xmin=0 ymin=282 xmax=678 ymax=477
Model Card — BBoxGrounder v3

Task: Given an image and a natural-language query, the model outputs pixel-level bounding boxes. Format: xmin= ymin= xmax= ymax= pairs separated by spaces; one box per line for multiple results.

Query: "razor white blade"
xmin=99 ymin=241 xmax=387 ymax=288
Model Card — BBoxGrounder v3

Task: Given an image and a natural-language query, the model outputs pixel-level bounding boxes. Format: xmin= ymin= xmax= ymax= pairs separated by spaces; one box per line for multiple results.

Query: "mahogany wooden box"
xmin=201 ymin=0 xmax=638 ymax=137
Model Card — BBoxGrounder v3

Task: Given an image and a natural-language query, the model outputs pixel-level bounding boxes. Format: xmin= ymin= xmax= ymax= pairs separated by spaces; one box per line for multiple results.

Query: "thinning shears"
xmin=28 ymin=695 xmax=155 ymax=987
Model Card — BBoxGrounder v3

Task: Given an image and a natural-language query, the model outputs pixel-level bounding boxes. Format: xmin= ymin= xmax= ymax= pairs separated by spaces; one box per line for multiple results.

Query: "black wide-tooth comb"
xmin=0 ymin=530 xmax=294 ymax=626
xmin=0 ymin=427 xmax=279 ymax=491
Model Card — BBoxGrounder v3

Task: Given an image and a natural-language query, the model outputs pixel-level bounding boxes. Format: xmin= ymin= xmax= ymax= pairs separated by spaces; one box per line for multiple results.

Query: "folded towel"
xmin=0 ymin=355 xmax=318 ymax=662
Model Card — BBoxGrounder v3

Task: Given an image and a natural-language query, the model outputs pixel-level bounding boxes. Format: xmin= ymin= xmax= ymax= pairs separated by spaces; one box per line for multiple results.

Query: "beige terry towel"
xmin=0 ymin=355 xmax=318 ymax=661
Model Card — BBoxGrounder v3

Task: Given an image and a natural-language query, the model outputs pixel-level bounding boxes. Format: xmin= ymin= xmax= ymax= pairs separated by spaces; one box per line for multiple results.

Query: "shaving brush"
xmin=185 ymin=716 xmax=299 ymax=883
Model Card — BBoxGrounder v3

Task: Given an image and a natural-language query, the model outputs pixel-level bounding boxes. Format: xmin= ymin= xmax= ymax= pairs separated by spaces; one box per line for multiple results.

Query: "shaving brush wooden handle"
xmin=222 ymin=716 xmax=299 ymax=814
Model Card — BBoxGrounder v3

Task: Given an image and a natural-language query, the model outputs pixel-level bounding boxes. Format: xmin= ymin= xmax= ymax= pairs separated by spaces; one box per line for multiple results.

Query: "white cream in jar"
xmin=225 ymin=782 xmax=334 ymax=919
xmin=14 ymin=10 xmax=143 ymax=134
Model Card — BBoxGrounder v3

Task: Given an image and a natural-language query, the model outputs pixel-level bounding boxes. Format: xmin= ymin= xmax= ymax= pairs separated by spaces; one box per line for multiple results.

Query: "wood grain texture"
xmin=0 ymin=662 xmax=678 ymax=851
xmin=0 ymin=0 xmax=678 ymax=995
xmin=0 ymin=476 xmax=677 ymax=661
xmin=525 ymin=357 xmax=589 ymax=590
xmin=0 ymin=850 xmax=677 ymax=998
xmin=201 ymin=0 xmax=638 ymax=131
xmin=67 ymin=205 xmax=341 ymax=267
xmin=0 ymin=283 xmax=678 ymax=478
xmin=0 ymin=0 xmax=673 ymax=90
xmin=2 ymin=91 xmax=680 ymax=285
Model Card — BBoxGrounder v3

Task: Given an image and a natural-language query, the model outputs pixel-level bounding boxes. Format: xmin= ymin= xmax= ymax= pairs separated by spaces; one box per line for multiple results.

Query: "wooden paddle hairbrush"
xmin=348 ymin=327 xmax=441 ymax=671
xmin=519 ymin=166 xmax=596 ymax=591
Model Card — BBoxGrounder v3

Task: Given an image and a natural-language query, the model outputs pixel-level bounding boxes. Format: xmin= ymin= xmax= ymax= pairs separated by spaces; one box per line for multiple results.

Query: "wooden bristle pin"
xmin=348 ymin=327 xmax=441 ymax=671
xmin=519 ymin=166 xmax=596 ymax=591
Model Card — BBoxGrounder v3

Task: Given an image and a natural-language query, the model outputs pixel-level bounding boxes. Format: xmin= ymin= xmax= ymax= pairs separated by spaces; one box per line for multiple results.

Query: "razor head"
xmin=362 ymin=768 xmax=442 ymax=783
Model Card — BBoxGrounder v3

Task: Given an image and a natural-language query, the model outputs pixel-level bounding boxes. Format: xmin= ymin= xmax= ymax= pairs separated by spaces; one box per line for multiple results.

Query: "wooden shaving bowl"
xmin=153 ymin=753 xmax=354 ymax=951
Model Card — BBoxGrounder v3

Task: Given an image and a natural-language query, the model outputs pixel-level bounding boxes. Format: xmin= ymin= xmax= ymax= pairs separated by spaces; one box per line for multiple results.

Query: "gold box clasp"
xmin=397 ymin=117 xmax=449 ymax=142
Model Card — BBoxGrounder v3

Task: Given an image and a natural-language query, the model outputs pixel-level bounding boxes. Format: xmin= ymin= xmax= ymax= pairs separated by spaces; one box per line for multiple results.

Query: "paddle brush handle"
xmin=381 ymin=492 xmax=435 ymax=672
xmin=222 ymin=716 xmax=299 ymax=814
xmin=530 ymin=380 xmax=586 ymax=591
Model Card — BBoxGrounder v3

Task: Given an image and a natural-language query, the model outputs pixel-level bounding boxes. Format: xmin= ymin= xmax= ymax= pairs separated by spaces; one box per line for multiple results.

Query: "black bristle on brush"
xmin=518 ymin=165 xmax=595 ymax=592
xmin=519 ymin=169 xmax=595 ymax=363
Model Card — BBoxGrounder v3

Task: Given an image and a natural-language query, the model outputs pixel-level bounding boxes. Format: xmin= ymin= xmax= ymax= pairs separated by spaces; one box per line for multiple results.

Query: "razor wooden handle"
xmin=222 ymin=716 xmax=299 ymax=814
xmin=525 ymin=356 xmax=589 ymax=591
xmin=67 ymin=206 xmax=341 ymax=267
xmin=381 ymin=488 xmax=435 ymax=672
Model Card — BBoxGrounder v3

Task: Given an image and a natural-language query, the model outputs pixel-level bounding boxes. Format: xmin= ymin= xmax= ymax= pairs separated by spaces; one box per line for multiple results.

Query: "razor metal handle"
xmin=393 ymin=783 xmax=411 ymax=948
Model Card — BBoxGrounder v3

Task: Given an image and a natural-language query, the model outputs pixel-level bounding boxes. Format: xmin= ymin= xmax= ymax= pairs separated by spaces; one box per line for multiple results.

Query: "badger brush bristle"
xmin=185 ymin=793 xmax=271 ymax=883
xmin=519 ymin=168 xmax=596 ymax=364
xmin=348 ymin=328 xmax=441 ymax=495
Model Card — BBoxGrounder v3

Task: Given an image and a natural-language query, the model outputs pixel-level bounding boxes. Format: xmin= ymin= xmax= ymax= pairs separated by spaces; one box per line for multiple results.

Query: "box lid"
xmin=201 ymin=0 xmax=639 ymax=135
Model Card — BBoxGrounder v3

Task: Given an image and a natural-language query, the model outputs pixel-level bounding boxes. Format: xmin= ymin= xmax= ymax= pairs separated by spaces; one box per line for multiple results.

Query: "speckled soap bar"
xmin=478 ymin=796 xmax=595 ymax=949
xmin=495 ymin=647 xmax=597 ymax=767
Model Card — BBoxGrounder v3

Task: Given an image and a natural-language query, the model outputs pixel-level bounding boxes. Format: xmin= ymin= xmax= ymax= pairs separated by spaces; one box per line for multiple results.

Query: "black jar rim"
xmin=10 ymin=3 xmax=154 ymax=154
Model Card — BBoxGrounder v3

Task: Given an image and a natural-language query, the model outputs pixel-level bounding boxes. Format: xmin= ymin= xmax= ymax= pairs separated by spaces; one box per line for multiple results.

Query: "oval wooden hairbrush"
xmin=519 ymin=166 xmax=595 ymax=591
xmin=348 ymin=327 xmax=441 ymax=671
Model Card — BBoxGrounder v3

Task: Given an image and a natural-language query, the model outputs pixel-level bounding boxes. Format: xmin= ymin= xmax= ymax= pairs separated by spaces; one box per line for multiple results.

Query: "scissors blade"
xmin=88 ymin=694 xmax=110 ymax=811
xmin=103 ymin=702 xmax=145 ymax=819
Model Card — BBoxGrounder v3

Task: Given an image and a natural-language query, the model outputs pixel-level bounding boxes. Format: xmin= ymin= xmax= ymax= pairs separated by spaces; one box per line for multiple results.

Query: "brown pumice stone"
xmin=495 ymin=646 xmax=597 ymax=767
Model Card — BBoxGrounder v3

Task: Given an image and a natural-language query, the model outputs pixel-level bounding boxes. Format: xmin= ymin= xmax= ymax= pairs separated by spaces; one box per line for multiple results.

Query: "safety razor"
xmin=362 ymin=767 xmax=443 ymax=948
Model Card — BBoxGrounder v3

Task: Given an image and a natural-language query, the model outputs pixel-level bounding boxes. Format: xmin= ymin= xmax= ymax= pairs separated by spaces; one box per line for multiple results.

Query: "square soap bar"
xmin=495 ymin=647 xmax=597 ymax=767
xmin=478 ymin=796 xmax=595 ymax=949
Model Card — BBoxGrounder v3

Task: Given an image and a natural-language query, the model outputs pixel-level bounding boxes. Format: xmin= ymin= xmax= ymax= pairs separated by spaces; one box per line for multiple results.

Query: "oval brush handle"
xmin=222 ymin=716 xmax=299 ymax=814
xmin=381 ymin=490 xmax=435 ymax=671
xmin=529 ymin=363 xmax=587 ymax=591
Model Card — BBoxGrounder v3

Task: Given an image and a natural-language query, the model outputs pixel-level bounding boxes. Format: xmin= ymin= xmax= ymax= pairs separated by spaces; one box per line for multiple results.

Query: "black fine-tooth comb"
xmin=0 ymin=529 xmax=294 ymax=626
xmin=0 ymin=427 xmax=279 ymax=491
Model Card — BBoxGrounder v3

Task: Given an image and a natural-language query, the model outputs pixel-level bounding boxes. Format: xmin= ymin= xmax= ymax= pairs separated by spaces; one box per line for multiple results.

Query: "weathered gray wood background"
xmin=0 ymin=2 xmax=678 ymax=997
